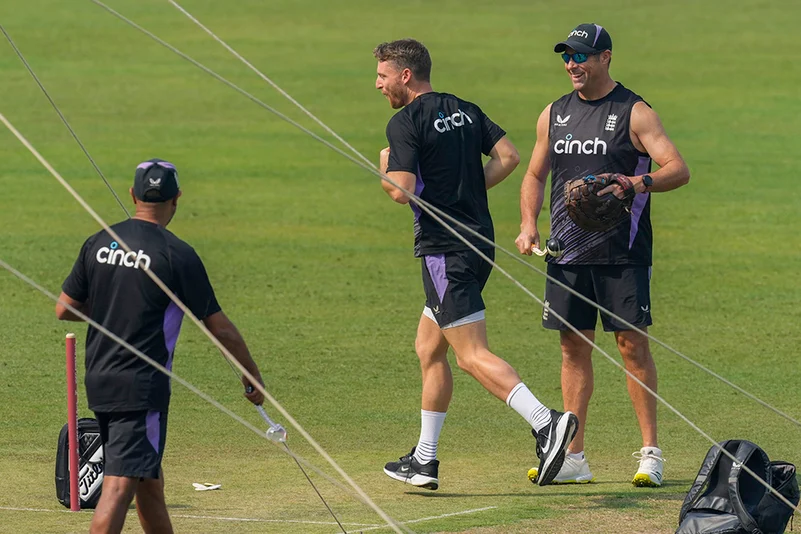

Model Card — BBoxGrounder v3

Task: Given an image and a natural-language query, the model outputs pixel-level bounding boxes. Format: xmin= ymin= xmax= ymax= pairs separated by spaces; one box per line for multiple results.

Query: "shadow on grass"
xmin=405 ymin=480 xmax=691 ymax=503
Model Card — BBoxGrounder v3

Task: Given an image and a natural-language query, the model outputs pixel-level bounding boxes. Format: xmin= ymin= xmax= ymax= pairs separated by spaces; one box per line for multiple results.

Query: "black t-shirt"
xmin=548 ymin=83 xmax=653 ymax=265
xmin=62 ymin=218 xmax=221 ymax=413
xmin=385 ymin=92 xmax=506 ymax=257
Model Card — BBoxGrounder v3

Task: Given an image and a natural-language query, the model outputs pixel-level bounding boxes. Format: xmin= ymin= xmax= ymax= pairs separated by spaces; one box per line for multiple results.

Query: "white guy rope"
xmin=85 ymin=3 xmax=801 ymax=513
xmin=0 ymin=110 xmax=408 ymax=534
xmin=0 ymin=257 xmax=397 ymax=514
xmin=122 ymin=0 xmax=801 ymax=430
xmin=0 ymin=24 xmax=130 ymax=217
xmin=164 ymin=0 xmax=375 ymax=169
xmin=66 ymin=0 xmax=801 ymax=514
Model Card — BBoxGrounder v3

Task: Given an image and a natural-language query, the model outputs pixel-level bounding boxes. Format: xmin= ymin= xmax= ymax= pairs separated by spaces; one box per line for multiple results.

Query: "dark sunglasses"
xmin=561 ymin=52 xmax=597 ymax=64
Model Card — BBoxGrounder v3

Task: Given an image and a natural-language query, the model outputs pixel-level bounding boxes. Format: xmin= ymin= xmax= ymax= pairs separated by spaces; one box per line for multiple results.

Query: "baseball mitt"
xmin=564 ymin=173 xmax=635 ymax=232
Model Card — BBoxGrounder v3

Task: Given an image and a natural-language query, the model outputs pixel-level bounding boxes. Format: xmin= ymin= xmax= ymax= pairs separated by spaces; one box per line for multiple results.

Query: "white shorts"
xmin=423 ymin=307 xmax=485 ymax=330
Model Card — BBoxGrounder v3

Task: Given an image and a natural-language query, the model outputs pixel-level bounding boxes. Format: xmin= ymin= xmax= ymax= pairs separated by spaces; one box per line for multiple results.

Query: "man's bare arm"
xmin=600 ymin=102 xmax=690 ymax=198
xmin=55 ymin=292 xmax=89 ymax=322
xmin=484 ymin=136 xmax=520 ymax=190
xmin=203 ymin=311 xmax=265 ymax=405
xmin=379 ymin=147 xmax=417 ymax=204
xmin=515 ymin=104 xmax=551 ymax=255
xmin=629 ymin=101 xmax=690 ymax=193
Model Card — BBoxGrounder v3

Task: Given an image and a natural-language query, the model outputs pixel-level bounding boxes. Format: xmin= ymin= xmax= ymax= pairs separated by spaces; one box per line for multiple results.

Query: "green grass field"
xmin=1 ymin=0 xmax=800 ymax=532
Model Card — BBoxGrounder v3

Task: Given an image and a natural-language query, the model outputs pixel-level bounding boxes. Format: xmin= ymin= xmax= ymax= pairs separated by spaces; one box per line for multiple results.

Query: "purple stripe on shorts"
xmin=425 ymin=254 xmax=448 ymax=303
xmin=146 ymin=411 xmax=161 ymax=452
xmin=592 ymin=24 xmax=604 ymax=47
xmin=628 ymin=156 xmax=652 ymax=249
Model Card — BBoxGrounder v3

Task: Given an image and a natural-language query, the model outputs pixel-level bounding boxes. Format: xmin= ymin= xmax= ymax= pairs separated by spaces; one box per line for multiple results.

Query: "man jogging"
xmin=374 ymin=38 xmax=578 ymax=490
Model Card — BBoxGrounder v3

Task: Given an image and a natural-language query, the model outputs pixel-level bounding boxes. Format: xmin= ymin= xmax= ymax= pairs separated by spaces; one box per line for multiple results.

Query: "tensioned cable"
xmin=82 ymin=5 xmax=801 ymax=513
xmin=0 ymin=256 xmax=415 ymax=532
xmin=164 ymin=0 xmax=375 ymax=170
xmin=2 ymin=25 xmax=349 ymax=531
xmin=0 ymin=110 xmax=408 ymax=534
xmin=0 ymin=24 xmax=130 ymax=218
xmin=91 ymin=0 xmax=801 ymax=430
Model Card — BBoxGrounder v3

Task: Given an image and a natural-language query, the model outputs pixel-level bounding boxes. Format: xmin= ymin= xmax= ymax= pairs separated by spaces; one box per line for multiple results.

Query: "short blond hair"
xmin=373 ymin=39 xmax=431 ymax=82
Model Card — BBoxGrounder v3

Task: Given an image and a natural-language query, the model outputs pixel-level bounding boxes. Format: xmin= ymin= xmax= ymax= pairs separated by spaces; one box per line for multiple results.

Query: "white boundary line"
xmin=349 ymin=506 xmax=498 ymax=533
xmin=0 ymin=506 xmax=380 ymax=527
xmin=0 ymin=505 xmax=496 ymax=531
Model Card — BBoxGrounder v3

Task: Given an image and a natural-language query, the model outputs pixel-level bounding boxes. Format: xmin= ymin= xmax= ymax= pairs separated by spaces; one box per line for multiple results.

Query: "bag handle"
xmin=728 ymin=440 xmax=770 ymax=534
xmin=679 ymin=440 xmax=730 ymax=521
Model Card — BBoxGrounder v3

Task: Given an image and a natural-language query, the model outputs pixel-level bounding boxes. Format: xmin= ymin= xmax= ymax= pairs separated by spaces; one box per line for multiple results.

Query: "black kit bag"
xmin=55 ymin=417 xmax=104 ymax=509
xmin=676 ymin=440 xmax=799 ymax=534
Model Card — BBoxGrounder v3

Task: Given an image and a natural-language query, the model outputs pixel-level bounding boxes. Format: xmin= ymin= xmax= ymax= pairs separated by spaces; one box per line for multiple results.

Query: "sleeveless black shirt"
xmin=548 ymin=83 xmax=653 ymax=265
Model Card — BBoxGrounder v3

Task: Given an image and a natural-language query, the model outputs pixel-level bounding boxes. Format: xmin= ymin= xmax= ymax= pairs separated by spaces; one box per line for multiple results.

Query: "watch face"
xmin=643 ymin=175 xmax=653 ymax=187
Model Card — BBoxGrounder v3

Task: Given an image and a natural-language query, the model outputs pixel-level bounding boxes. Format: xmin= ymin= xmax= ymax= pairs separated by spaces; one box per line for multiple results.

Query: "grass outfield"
xmin=1 ymin=0 xmax=799 ymax=532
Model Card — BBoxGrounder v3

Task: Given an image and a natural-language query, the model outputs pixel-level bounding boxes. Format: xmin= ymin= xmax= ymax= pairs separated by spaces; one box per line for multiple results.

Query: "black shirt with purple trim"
xmin=62 ymin=219 xmax=220 ymax=413
xmin=385 ymin=92 xmax=505 ymax=257
xmin=548 ymin=83 xmax=653 ymax=265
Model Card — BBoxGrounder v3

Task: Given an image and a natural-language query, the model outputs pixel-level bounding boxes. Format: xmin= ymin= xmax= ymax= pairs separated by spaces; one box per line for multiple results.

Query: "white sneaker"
xmin=528 ymin=453 xmax=595 ymax=484
xmin=632 ymin=447 xmax=665 ymax=487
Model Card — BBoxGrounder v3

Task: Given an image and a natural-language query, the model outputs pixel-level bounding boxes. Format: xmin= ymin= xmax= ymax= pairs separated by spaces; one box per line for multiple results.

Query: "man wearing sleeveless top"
xmin=516 ymin=24 xmax=690 ymax=487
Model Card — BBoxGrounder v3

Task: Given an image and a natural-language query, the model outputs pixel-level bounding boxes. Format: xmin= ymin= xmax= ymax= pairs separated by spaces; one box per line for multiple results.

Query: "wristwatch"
xmin=642 ymin=174 xmax=654 ymax=192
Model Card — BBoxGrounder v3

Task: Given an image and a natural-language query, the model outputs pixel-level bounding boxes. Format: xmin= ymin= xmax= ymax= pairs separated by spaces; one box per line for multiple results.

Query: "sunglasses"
xmin=561 ymin=52 xmax=597 ymax=64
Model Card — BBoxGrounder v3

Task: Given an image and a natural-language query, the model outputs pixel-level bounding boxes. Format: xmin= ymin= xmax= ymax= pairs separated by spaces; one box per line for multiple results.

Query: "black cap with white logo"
xmin=554 ymin=23 xmax=612 ymax=54
xmin=133 ymin=159 xmax=180 ymax=203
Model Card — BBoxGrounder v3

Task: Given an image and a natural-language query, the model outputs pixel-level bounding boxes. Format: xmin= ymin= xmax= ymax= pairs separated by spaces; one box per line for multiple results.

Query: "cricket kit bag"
xmin=676 ymin=439 xmax=799 ymax=534
xmin=55 ymin=417 xmax=104 ymax=509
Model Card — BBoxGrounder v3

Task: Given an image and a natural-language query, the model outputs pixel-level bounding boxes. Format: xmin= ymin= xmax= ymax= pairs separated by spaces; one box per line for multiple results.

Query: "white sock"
xmin=642 ymin=446 xmax=662 ymax=457
xmin=506 ymin=382 xmax=552 ymax=432
xmin=568 ymin=451 xmax=585 ymax=461
xmin=413 ymin=410 xmax=446 ymax=464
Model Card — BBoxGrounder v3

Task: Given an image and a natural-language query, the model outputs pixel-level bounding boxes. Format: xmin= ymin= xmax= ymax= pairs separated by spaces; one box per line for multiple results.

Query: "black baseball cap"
xmin=554 ymin=23 xmax=612 ymax=54
xmin=133 ymin=159 xmax=180 ymax=202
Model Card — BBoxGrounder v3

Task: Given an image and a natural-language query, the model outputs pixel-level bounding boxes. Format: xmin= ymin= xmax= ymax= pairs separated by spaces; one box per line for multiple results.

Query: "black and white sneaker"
xmin=383 ymin=447 xmax=439 ymax=490
xmin=533 ymin=410 xmax=579 ymax=486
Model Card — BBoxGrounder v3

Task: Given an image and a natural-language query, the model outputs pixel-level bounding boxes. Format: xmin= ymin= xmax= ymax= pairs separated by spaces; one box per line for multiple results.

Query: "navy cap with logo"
xmin=554 ymin=23 xmax=612 ymax=54
xmin=133 ymin=159 xmax=180 ymax=203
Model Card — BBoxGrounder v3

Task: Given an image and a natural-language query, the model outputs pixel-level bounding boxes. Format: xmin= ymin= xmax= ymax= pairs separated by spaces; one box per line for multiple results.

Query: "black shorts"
xmin=95 ymin=410 xmax=168 ymax=479
xmin=421 ymin=248 xmax=494 ymax=327
xmin=542 ymin=264 xmax=652 ymax=332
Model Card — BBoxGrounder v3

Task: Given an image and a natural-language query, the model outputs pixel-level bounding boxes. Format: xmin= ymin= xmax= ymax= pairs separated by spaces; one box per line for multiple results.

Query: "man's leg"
xmin=442 ymin=319 xmax=577 ymax=486
xmin=135 ymin=470 xmax=173 ymax=534
xmin=616 ymin=328 xmax=663 ymax=486
xmin=616 ymin=329 xmax=657 ymax=448
xmin=413 ymin=312 xmax=451 ymax=464
xmin=90 ymin=476 xmax=138 ymax=534
xmin=526 ymin=264 xmax=596 ymax=484
xmin=560 ymin=329 xmax=595 ymax=454
xmin=383 ymin=311 xmax=451 ymax=489
xmin=543 ymin=263 xmax=597 ymax=453
xmin=441 ymin=320 xmax=525 ymax=403
xmin=596 ymin=266 xmax=657 ymax=449
xmin=417 ymin=312 xmax=452 ymax=413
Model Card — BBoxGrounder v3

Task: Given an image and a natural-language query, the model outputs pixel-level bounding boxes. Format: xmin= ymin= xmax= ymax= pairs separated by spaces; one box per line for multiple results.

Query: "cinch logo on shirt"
xmin=553 ymin=133 xmax=608 ymax=155
xmin=96 ymin=241 xmax=151 ymax=270
xmin=434 ymin=109 xmax=473 ymax=133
